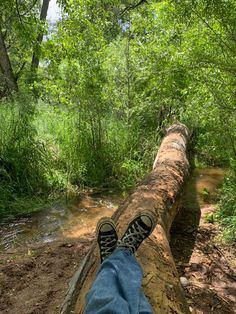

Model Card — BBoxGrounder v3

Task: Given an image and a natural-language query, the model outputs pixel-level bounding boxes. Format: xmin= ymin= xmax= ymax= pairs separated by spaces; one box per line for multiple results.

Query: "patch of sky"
xmin=44 ymin=0 xmax=61 ymax=40
xmin=47 ymin=0 xmax=61 ymax=23
xmin=118 ymin=19 xmax=130 ymax=32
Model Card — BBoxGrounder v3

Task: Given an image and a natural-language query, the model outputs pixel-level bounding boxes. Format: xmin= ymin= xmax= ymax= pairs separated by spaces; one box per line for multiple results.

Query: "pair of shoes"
xmin=96 ymin=211 xmax=156 ymax=263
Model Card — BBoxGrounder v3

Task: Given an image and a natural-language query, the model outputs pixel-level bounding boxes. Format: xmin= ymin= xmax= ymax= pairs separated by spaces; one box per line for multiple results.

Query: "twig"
xmin=119 ymin=0 xmax=149 ymax=17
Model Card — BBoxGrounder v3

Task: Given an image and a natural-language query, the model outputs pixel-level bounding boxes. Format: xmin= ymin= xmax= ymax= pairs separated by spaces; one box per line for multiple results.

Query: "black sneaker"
xmin=117 ymin=211 xmax=156 ymax=254
xmin=96 ymin=217 xmax=118 ymax=263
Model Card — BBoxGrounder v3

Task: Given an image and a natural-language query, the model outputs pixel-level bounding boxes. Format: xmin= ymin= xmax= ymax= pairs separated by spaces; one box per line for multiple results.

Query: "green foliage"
xmin=205 ymin=212 xmax=215 ymax=224
xmin=35 ymin=102 xmax=155 ymax=189
xmin=172 ymin=0 xmax=236 ymax=165
xmin=0 ymin=0 xmax=45 ymax=92
xmin=0 ymin=95 xmax=51 ymax=217
xmin=216 ymin=169 xmax=236 ymax=242
xmin=201 ymin=187 xmax=210 ymax=203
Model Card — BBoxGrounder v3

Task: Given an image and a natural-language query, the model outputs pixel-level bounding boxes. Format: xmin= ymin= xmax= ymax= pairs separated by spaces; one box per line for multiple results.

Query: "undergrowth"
xmin=0 ymin=95 xmax=51 ymax=218
xmin=217 ymin=167 xmax=236 ymax=243
xmin=0 ymin=96 xmax=158 ymax=218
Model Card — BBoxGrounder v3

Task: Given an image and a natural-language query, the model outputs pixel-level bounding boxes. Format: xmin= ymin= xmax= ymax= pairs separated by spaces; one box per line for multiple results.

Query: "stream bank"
xmin=0 ymin=168 xmax=235 ymax=314
xmin=170 ymin=168 xmax=236 ymax=314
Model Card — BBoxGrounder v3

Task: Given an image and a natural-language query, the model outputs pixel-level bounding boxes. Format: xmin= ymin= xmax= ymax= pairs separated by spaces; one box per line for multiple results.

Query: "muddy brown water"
xmin=0 ymin=193 xmax=121 ymax=251
xmin=0 ymin=168 xmax=224 ymax=251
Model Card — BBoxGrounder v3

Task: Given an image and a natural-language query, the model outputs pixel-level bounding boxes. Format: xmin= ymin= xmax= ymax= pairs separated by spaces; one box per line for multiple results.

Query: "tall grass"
xmin=0 ymin=96 xmax=159 ymax=219
xmin=35 ymin=101 xmax=158 ymax=190
xmin=0 ymin=95 xmax=51 ymax=217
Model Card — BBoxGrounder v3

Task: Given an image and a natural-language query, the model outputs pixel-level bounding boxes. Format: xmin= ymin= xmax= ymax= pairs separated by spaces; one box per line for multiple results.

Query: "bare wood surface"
xmin=60 ymin=123 xmax=190 ymax=314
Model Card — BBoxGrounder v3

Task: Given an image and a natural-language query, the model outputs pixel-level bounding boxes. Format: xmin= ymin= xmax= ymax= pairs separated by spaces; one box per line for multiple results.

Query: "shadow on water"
xmin=170 ymin=169 xmax=201 ymax=265
xmin=170 ymin=167 xmax=225 ymax=265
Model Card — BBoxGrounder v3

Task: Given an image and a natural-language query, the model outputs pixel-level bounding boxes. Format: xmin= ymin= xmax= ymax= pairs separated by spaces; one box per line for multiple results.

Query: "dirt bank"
xmin=0 ymin=236 xmax=93 ymax=314
xmin=170 ymin=168 xmax=236 ymax=314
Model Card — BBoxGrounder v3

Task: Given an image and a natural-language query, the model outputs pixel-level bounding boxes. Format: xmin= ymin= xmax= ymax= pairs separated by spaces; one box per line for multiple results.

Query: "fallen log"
xmin=61 ymin=123 xmax=190 ymax=314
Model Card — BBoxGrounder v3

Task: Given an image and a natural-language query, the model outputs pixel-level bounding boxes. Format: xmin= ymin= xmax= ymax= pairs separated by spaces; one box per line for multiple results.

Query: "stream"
xmin=0 ymin=168 xmax=225 ymax=251
xmin=0 ymin=193 xmax=122 ymax=251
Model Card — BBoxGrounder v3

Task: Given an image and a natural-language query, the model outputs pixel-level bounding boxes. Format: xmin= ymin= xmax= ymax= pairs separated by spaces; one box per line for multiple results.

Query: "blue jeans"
xmin=85 ymin=249 xmax=153 ymax=314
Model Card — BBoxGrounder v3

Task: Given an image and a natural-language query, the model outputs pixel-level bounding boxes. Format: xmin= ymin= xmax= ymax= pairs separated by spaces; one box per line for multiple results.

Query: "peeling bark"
xmin=61 ymin=123 xmax=190 ymax=314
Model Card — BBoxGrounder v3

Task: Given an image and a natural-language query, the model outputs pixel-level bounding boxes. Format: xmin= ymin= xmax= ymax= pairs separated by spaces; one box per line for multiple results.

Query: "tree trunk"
xmin=0 ymin=31 xmax=18 ymax=93
xmin=31 ymin=0 xmax=50 ymax=74
xmin=60 ymin=123 xmax=191 ymax=314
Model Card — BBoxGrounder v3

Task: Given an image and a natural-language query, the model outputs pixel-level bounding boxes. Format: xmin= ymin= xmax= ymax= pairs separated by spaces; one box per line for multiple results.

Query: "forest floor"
xmin=170 ymin=197 xmax=236 ymax=313
xmin=0 ymin=190 xmax=236 ymax=313
xmin=0 ymin=236 xmax=94 ymax=314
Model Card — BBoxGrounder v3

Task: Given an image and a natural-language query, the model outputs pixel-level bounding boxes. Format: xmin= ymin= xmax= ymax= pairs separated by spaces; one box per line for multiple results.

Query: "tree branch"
xmin=119 ymin=0 xmax=149 ymax=17
xmin=0 ymin=31 xmax=18 ymax=92
xmin=15 ymin=61 xmax=26 ymax=80
xmin=31 ymin=0 xmax=50 ymax=77
xmin=15 ymin=0 xmax=24 ymax=24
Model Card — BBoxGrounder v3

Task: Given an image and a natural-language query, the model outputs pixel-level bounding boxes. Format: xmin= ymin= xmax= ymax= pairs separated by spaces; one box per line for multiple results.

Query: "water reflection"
xmin=0 ymin=194 xmax=121 ymax=251
xmin=182 ymin=168 xmax=225 ymax=210
xmin=61 ymin=197 xmax=118 ymax=239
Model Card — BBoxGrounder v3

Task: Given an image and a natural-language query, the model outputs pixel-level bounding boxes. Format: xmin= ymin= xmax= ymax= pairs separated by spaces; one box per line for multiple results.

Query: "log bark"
xmin=60 ymin=123 xmax=190 ymax=314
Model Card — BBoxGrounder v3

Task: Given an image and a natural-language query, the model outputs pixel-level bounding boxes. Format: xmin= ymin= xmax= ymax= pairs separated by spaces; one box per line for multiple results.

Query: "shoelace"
xmin=118 ymin=220 xmax=149 ymax=253
xmin=100 ymin=235 xmax=117 ymax=255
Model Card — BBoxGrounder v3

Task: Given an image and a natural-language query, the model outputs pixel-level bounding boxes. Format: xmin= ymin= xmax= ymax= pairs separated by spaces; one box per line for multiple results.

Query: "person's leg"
xmin=138 ymin=291 xmax=154 ymax=314
xmin=85 ymin=249 xmax=143 ymax=314
xmin=85 ymin=211 xmax=156 ymax=314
